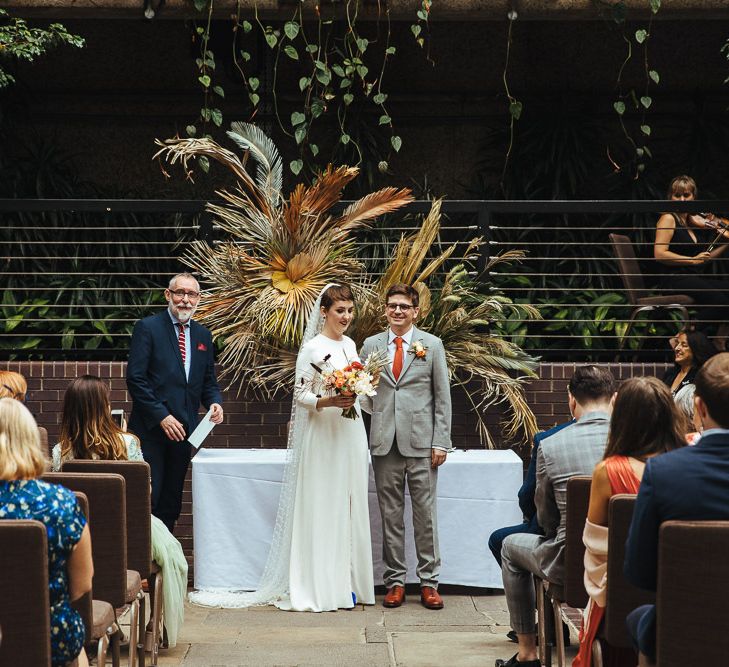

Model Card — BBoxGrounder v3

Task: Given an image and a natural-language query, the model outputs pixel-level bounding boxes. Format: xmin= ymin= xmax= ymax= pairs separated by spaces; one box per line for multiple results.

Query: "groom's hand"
xmin=431 ymin=449 xmax=447 ymax=468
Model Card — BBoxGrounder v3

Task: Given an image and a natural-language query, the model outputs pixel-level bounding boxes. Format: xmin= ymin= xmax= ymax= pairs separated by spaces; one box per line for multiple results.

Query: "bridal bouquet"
xmin=312 ymin=350 xmax=389 ymax=419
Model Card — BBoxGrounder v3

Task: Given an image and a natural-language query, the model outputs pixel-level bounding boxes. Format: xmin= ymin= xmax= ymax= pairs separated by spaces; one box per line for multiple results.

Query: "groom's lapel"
xmin=397 ymin=326 xmax=418 ymax=382
xmin=379 ymin=331 xmax=394 ymax=382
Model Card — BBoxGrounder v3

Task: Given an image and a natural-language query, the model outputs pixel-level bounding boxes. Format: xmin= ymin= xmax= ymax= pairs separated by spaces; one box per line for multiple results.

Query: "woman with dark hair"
xmin=573 ymin=377 xmax=686 ymax=666
xmin=51 ymin=375 xmax=187 ymax=647
xmin=0 ymin=398 xmax=93 ymax=667
xmin=190 ymin=283 xmax=376 ymax=612
xmin=654 ymin=176 xmax=729 ymax=347
xmin=662 ymin=329 xmax=718 ymax=396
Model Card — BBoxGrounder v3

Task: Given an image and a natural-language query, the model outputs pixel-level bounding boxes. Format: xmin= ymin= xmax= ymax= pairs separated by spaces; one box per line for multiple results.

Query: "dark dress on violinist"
xmin=657 ymin=214 xmax=729 ymax=330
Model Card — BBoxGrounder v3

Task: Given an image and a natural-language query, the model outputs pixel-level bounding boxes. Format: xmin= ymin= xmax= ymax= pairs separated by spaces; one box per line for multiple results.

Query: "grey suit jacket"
xmin=533 ymin=410 xmax=610 ymax=583
xmin=360 ymin=327 xmax=452 ymax=458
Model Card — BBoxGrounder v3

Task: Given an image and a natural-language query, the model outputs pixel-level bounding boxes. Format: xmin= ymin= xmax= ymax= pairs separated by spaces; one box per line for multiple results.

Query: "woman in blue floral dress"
xmin=0 ymin=397 xmax=93 ymax=667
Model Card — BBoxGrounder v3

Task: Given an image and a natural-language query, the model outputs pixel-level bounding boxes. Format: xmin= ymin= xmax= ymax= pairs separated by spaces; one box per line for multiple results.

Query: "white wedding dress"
xmin=275 ymin=333 xmax=375 ymax=611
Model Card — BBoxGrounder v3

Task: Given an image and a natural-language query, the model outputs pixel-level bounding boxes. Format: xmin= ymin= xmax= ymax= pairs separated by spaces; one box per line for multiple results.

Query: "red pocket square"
xmin=197 ymin=343 xmax=207 ymax=351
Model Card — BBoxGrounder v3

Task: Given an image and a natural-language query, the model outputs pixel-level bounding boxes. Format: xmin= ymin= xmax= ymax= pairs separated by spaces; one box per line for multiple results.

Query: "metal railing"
xmin=2 ymin=198 xmax=728 ymax=360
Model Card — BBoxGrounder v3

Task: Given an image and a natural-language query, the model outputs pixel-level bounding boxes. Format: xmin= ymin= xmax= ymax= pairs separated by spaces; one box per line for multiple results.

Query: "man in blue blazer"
xmin=624 ymin=352 xmax=729 ymax=664
xmin=127 ymin=272 xmax=223 ymax=533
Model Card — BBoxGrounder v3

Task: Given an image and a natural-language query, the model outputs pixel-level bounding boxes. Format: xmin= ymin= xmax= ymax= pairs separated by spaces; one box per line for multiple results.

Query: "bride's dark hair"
xmin=320 ymin=284 xmax=354 ymax=310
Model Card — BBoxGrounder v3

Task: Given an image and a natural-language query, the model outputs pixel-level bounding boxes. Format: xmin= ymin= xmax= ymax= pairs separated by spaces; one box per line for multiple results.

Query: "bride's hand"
xmin=318 ymin=394 xmax=356 ymax=409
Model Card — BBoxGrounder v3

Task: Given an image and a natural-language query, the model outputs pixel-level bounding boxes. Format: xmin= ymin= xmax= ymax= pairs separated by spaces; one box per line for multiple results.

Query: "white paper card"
xmin=188 ymin=408 xmax=215 ymax=449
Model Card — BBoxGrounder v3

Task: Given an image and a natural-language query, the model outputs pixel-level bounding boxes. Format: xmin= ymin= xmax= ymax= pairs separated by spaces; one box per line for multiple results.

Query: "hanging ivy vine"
xmin=186 ymin=0 xmax=432 ymax=177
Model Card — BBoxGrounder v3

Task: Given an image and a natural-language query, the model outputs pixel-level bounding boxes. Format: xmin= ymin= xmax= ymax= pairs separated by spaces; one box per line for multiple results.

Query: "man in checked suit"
xmin=127 ymin=272 xmax=223 ymax=533
xmin=495 ymin=365 xmax=615 ymax=667
xmin=360 ymin=283 xmax=452 ymax=611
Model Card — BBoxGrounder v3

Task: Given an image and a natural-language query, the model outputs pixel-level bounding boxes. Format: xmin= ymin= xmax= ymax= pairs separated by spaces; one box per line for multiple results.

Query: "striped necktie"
xmin=177 ymin=323 xmax=187 ymax=364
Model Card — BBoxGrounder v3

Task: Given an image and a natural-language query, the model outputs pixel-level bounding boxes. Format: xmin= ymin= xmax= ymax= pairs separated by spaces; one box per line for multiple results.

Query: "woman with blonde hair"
xmin=0 ymin=398 xmax=93 ymax=667
xmin=52 ymin=375 xmax=187 ymax=647
xmin=0 ymin=370 xmax=28 ymax=401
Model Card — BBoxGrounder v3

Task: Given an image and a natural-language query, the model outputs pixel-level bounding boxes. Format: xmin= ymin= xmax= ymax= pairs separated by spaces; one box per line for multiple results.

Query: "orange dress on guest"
xmin=573 ymin=456 xmax=641 ymax=667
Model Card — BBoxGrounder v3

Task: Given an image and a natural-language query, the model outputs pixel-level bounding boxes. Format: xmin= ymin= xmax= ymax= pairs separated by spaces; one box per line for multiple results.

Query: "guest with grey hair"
xmin=673 ymin=383 xmax=701 ymax=444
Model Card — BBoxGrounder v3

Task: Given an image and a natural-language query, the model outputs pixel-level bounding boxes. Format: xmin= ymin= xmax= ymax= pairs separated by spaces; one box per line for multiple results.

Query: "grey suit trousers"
xmin=372 ymin=444 xmax=441 ymax=588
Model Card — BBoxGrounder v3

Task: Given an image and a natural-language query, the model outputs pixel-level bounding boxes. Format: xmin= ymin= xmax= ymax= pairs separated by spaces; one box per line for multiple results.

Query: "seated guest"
xmin=52 ymin=375 xmax=187 ymax=648
xmin=496 ymin=365 xmax=616 ymax=667
xmin=573 ymin=377 xmax=686 ymax=666
xmin=673 ymin=384 xmax=701 ymax=444
xmin=0 ymin=398 xmax=93 ymax=667
xmin=624 ymin=353 xmax=729 ymax=665
xmin=662 ymin=329 xmax=717 ymax=396
xmin=0 ymin=370 xmax=27 ymax=401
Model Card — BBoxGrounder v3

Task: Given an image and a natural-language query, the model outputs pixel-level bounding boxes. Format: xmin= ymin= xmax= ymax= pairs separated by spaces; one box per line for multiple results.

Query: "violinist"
xmin=654 ymin=175 xmax=729 ymax=349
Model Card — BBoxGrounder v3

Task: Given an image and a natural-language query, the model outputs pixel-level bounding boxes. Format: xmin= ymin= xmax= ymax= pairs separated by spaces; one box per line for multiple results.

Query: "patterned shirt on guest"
xmin=0 ymin=479 xmax=87 ymax=667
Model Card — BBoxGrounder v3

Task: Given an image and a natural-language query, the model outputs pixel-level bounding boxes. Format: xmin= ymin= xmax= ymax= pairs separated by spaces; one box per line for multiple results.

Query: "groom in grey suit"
xmin=360 ymin=283 xmax=452 ymax=610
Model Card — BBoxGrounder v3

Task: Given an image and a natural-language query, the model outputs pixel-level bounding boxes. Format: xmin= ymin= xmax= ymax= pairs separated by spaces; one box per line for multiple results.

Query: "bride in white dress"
xmin=190 ymin=283 xmax=375 ymax=611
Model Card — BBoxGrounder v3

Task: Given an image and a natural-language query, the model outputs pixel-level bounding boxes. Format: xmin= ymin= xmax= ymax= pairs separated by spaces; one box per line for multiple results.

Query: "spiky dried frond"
xmin=335 ymin=188 xmax=415 ymax=229
xmin=227 ymin=122 xmax=283 ymax=206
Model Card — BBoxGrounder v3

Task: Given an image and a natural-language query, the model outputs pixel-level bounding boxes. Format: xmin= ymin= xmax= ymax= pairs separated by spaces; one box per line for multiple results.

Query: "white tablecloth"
xmin=192 ymin=448 xmax=523 ymax=590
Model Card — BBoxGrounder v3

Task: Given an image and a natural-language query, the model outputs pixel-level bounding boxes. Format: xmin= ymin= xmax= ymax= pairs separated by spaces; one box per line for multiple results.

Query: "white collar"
xmin=388 ymin=327 xmax=415 ymax=345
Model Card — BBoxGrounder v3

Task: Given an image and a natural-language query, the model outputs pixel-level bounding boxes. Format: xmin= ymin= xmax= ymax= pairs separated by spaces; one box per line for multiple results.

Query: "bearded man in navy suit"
xmin=127 ymin=272 xmax=223 ymax=533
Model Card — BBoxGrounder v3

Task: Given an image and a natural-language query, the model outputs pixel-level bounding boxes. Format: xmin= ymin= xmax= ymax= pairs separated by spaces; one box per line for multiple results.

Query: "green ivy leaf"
xmin=340 ymin=78 xmax=352 ymax=89
xmin=613 ymin=100 xmax=626 ymax=115
xmin=211 ymin=108 xmax=223 ymax=127
xmin=306 ymin=44 xmax=318 ymax=53
xmin=635 ymin=29 xmax=648 ymax=44
xmin=417 ymin=9 xmax=427 ymax=20
xmin=290 ymin=159 xmax=303 ymax=175
xmin=240 ymin=50 xmax=251 ymax=62
xmin=291 ymin=111 xmax=307 ymax=127
xmin=379 ymin=114 xmax=391 ymax=125
xmin=201 ymin=107 xmax=211 ymax=121
xmin=314 ymin=60 xmax=327 ymax=70
xmin=284 ymin=45 xmax=299 ymax=60
xmin=332 ymin=64 xmax=345 ymax=78
xmin=299 ymin=76 xmax=310 ymax=92
xmin=249 ymin=93 xmax=260 ymax=106
xmin=356 ymin=37 xmax=368 ymax=52
xmin=649 ymin=0 xmax=660 ymax=13
xmin=199 ymin=155 xmax=210 ymax=173
xmin=509 ymin=100 xmax=523 ymax=120
xmin=186 ymin=125 xmax=197 ymax=137
xmin=640 ymin=95 xmax=652 ymax=109
xmin=265 ymin=33 xmax=278 ymax=49
xmin=311 ymin=100 xmax=325 ymax=118
xmin=341 ymin=133 xmax=351 ymax=144
xmin=213 ymin=85 xmax=225 ymax=98
xmin=316 ymin=69 xmax=331 ymax=86
xmin=193 ymin=0 xmax=207 ymax=11
xmin=198 ymin=75 xmax=211 ymax=88
xmin=411 ymin=24 xmax=422 ymax=38
xmin=310 ymin=143 xmax=319 ymax=156
xmin=373 ymin=93 xmax=387 ymax=104
xmin=640 ymin=124 xmax=651 ymax=136
xmin=385 ymin=46 xmax=396 ymax=55
xmin=391 ymin=135 xmax=402 ymax=152
xmin=294 ymin=125 xmax=307 ymax=145
xmin=242 ymin=20 xmax=253 ymax=33
xmin=249 ymin=77 xmax=260 ymax=91
xmin=204 ymin=58 xmax=215 ymax=70
xmin=356 ymin=65 xmax=368 ymax=79
xmin=284 ymin=21 xmax=300 ymax=40
xmin=343 ymin=93 xmax=354 ymax=105
xmin=378 ymin=160 xmax=389 ymax=173
xmin=636 ymin=147 xmax=645 ymax=157
xmin=649 ymin=69 xmax=660 ymax=84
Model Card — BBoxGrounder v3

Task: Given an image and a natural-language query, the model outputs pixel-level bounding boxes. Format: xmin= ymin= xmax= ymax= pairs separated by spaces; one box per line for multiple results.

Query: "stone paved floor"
xmin=115 ymin=587 xmax=579 ymax=666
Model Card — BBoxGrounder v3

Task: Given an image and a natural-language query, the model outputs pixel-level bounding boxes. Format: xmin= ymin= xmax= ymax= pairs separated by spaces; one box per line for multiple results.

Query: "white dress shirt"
xmin=387 ymin=327 xmax=414 ymax=370
xmin=168 ymin=310 xmax=191 ymax=380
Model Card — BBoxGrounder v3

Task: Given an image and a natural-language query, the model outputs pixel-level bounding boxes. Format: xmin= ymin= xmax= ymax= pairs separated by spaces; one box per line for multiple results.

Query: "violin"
xmin=691 ymin=213 xmax=729 ymax=252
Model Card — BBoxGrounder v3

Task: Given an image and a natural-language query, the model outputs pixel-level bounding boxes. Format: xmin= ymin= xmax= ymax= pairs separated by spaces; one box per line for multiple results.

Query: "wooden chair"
xmin=63 ymin=460 xmax=163 ymax=665
xmin=0 ymin=520 xmax=51 ymax=666
xmin=655 ymin=520 xmax=729 ymax=666
xmin=43 ymin=472 xmax=144 ymax=667
xmin=609 ymin=233 xmax=693 ymax=351
xmin=537 ymin=476 xmax=591 ymax=667
xmin=585 ymin=494 xmax=648 ymax=666
xmin=72 ymin=491 xmax=122 ymax=667
xmin=38 ymin=426 xmax=51 ymax=458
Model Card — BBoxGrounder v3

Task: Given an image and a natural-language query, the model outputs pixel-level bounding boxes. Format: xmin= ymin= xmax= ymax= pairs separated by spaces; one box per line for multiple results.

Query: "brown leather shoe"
xmin=383 ymin=585 xmax=405 ymax=608
xmin=420 ymin=586 xmax=444 ymax=610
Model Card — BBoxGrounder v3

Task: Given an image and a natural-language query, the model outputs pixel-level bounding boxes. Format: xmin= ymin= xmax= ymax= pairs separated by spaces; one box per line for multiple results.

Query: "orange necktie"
xmin=392 ymin=336 xmax=404 ymax=380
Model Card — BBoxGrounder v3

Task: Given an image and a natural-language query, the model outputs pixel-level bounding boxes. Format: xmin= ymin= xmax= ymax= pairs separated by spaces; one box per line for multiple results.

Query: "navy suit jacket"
xmin=127 ymin=310 xmax=222 ymax=446
xmin=519 ymin=419 xmax=574 ymax=529
xmin=624 ymin=431 xmax=729 ymax=592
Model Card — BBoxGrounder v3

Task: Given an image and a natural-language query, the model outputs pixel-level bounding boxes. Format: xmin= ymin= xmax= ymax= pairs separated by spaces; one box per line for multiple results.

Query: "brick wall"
xmin=1 ymin=359 xmax=672 ymax=580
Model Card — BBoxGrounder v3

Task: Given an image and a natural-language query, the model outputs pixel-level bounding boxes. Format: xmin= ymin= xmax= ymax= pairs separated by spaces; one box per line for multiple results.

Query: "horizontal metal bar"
xmin=2 ymin=226 xmax=200 ymax=231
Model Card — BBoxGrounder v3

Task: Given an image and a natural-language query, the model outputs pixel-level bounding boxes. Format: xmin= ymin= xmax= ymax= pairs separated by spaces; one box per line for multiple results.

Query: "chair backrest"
xmin=609 ymin=233 xmax=648 ymax=303
xmin=38 ymin=427 xmax=50 ymax=458
xmin=70 ymin=492 xmax=92 ymax=644
xmin=656 ymin=520 xmax=729 ymax=665
xmin=42 ymin=472 xmax=128 ymax=608
xmin=564 ymin=475 xmax=591 ymax=608
xmin=0 ymin=519 xmax=51 ymax=667
xmin=62 ymin=460 xmax=152 ymax=579
xmin=603 ymin=494 xmax=655 ymax=647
